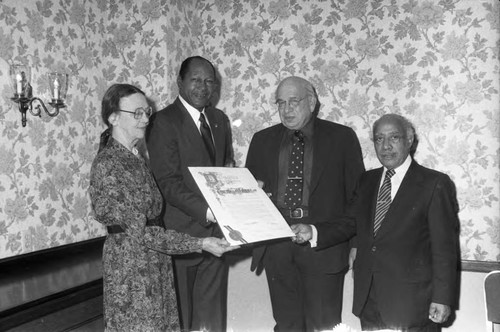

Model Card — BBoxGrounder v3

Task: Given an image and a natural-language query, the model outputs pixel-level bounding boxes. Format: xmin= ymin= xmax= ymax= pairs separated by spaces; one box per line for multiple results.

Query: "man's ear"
xmin=406 ymin=135 xmax=414 ymax=148
xmin=177 ymin=76 xmax=183 ymax=90
xmin=309 ymin=95 xmax=317 ymax=114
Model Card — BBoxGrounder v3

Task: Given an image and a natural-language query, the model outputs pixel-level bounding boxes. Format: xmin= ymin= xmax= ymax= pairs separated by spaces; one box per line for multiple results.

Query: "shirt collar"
xmin=179 ymin=95 xmax=206 ymax=123
xmin=383 ymin=154 xmax=412 ymax=179
xmin=287 ymin=116 xmax=315 ymax=138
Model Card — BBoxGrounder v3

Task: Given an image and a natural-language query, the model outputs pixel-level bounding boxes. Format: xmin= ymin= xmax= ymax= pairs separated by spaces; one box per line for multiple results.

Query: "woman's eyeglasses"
xmin=119 ymin=106 xmax=153 ymax=119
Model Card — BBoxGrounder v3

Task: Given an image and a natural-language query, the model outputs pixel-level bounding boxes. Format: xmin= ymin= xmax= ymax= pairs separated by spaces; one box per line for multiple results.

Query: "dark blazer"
xmin=316 ymin=160 xmax=460 ymax=328
xmin=147 ymin=97 xmax=234 ymax=238
xmin=246 ymin=118 xmax=365 ymax=273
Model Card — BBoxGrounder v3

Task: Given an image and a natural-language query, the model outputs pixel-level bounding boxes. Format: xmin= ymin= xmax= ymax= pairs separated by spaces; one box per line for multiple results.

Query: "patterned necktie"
xmin=373 ymin=169 xmax=395 ymax=236
xmin=199 ymin=113 xmax=215 ymax=165
xmin=284 ymin=130 xmax=305 ymax=209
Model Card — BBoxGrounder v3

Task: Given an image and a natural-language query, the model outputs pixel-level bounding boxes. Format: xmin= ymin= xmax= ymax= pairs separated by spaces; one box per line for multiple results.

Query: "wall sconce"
xmin=10 ymin=64 xmax=68 ymax=127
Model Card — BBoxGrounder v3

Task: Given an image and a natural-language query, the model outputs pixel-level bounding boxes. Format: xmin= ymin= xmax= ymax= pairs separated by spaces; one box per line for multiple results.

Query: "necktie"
xmin=199 ymin=113 xmax=215 ymax=165
xmin=284 ymin=130 xmax=304 ymax=209
xmin=373 ymin=169 xmax=395 ymax=236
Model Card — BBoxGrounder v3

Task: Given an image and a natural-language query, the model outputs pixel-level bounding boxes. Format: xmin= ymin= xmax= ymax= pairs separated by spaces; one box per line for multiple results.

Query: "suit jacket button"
xmin=371 ymin=246 xmax=376 ymax=252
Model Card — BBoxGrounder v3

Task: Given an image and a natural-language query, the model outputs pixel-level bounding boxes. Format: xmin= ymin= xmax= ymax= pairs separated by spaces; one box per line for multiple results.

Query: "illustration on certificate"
xmin=189 ymin=167 xmax=295 ymax=245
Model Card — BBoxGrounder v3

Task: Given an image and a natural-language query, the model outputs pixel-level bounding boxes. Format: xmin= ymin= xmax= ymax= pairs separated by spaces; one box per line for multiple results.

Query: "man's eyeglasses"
xmin=276 ymin=97 xmax=307 ymax=110
xmin=119 ymin=106 xmax=153 ymax=119
xmin=374 ymin=135 xmax=404 ymax=145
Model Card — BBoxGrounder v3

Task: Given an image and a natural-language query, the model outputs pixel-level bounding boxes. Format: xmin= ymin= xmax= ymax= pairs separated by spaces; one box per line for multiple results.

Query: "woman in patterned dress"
xmin=89 ymin=84 xmax=235 ymax=332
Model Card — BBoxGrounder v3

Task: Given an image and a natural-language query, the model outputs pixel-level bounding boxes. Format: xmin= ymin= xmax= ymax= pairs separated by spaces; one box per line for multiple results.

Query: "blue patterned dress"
xmin=89 ymin=137 xmax=203 ymax=332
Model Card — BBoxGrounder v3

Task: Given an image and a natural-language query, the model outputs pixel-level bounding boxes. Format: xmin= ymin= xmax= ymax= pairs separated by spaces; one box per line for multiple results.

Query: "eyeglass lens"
xmin=134 ymin=107 xmax=152 ymax=119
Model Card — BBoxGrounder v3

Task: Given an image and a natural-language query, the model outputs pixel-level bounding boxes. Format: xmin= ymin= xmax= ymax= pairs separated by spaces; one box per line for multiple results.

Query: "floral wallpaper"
xmin=0 ymin=0 xmax=498 ymax=262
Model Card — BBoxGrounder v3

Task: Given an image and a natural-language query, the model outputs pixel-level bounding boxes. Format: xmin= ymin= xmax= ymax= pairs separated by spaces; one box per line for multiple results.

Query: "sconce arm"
xmin=10 ymin=79 xmax=66 ymax=126
xmin=29 ymin=97 xmax=61 ymax=117
xmin=29 ymin=97 xmax=48 ymax=117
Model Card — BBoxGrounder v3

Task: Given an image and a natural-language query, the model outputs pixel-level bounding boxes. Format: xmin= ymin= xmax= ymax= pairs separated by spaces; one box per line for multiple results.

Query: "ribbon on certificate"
xmin=224 ymin=225 xmax=248 ymax=244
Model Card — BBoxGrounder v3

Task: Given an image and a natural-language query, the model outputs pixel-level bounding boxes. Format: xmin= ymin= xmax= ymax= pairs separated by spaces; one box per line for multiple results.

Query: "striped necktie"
xmin=373 ymin=169 xmax=395 ymax=236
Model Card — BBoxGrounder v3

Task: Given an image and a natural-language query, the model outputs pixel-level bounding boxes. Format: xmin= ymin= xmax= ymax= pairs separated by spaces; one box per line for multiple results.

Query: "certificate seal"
xmin=228 ymin=229 xmax=244 ymax=242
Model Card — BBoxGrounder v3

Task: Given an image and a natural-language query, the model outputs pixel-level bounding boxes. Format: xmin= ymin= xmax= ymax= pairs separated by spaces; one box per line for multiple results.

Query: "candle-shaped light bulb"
xmin=53 ymin=77 xmax=60 ymax=100
xmin=16 ymin=73 xmax=23 ymax=95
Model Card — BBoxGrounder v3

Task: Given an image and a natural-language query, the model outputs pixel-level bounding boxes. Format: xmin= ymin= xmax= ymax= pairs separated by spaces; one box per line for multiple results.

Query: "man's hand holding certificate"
xmin=189 ymin=167 xmax=295 ymax=245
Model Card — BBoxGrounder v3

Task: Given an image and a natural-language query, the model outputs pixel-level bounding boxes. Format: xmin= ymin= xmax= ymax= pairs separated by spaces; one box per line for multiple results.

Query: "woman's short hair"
xmin=101 ymin=83 xmax=145 ymax=128
xmin=98 ymin=84 xmax=145 ymax=153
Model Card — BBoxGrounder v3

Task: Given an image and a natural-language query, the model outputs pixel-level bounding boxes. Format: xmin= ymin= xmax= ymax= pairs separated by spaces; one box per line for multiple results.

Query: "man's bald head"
xmin=275 ymin=76 xmax=318 ymax=130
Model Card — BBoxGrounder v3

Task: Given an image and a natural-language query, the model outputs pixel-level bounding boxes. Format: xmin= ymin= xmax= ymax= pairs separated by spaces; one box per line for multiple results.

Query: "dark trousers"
xmin=263 ymin=240 xmax=346 ymax=332
xmin=360 ymin=279 xmax=439 ymax=332
xmin=173 ymin=253 xmax=228 ymax=332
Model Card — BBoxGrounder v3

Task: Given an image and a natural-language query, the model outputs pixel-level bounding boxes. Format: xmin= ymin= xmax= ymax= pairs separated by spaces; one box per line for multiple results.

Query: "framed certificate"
xmin=189 ymin=167 xmax=295 ymax=245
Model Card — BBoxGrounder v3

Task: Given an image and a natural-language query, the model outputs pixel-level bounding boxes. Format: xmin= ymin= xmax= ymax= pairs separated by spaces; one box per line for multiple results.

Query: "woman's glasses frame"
xmin=119 ymin=106 xmax=153 ymax=119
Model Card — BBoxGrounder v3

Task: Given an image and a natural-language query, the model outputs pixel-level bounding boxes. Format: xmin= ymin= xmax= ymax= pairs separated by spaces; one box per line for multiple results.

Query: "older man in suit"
xmin=147 ymin=56 xmax=234 ymax=332
xmin=245 ymin=76 xmax=365 ymax=331
xmin=293 ymin=114 xmax=460 ymax=331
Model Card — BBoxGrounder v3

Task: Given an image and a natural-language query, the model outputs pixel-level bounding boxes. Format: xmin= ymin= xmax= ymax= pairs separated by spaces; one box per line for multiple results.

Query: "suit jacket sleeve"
xmin=343 ymin=128 xmax=365 ymax=206
xmin=315 ymin=217 xmax=357 ymax=250
xmin=342 ymin=127 xmax=364 ymax=250
xmin=315 ymin=184 xmax=361 ymax=249
xmin=314 ymin=126 xmax=364 ymax=248
xmin=245 ymin=133 xmax=263 ymax=181
xmin=147 ymin=110 xmax=208 ymax=224
xmin=222 ymin=111 xmax=235 ymax=167
xmin=428 ymin=174 xmax=460 ymax=306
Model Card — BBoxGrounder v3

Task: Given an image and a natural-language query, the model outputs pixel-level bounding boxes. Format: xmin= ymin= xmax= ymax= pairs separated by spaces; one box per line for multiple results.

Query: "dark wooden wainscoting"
xmin=0 ymin=237 xmax=105 ymax=331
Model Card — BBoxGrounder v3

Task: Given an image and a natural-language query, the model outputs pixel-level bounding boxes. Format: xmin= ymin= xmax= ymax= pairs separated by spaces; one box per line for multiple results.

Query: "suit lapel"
xmin=367 ymin=168 xmax=384 ymax=237
xmin=376 ymin=161 xmax=423 ymax=237
xmin=310 ymin=120 xmax=328 ymax=194
xmin=174 ymin=98 xmax=211 ymax=163
xmin=205 ymin=107 xmax=224 ymax=165
xmin=271 ymin=125 xmax=286 ymax=187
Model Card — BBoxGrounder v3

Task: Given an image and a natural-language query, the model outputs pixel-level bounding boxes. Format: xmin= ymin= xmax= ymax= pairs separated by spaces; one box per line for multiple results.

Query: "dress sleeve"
xmin=144 ymin=228 xmax=203 ymax=255
xmin=90 ymin=156 xmax=204 ymax=254
xmin=89 ymin=157 xmax=142 ymax=230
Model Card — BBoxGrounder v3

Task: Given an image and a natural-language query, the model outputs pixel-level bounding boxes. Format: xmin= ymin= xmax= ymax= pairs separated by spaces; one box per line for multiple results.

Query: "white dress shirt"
xmin=178 ymin=95 xmax=212 ymax=135
xmin=309 ymin=155 xmax=412 ymax=247
xmin=380 ymin=155 xmax=411 ymax=200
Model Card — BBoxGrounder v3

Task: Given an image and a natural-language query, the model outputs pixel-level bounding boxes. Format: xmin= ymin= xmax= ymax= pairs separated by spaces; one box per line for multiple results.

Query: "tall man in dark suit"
xmin=147 ymin=56 xmax=234 ymax=332
xmin=245 ymin=76 xmax=365 ymax=331
xmin=292 ymin=114 xmax=460 ymax=331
